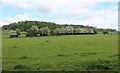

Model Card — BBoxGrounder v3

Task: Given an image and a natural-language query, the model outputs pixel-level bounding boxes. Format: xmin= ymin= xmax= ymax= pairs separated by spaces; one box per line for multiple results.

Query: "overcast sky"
xmin=0 ymin=0 xmax=119 ymax=29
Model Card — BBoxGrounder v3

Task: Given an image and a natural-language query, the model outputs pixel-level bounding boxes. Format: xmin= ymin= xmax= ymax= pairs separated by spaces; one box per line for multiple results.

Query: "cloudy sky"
xmin=0 ymin=0 xmax=119 ymax=29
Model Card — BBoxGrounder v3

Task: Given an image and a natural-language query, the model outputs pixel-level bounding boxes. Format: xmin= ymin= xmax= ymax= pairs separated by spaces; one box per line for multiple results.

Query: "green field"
xmin=2 ymin=30 xmax=119 ymax=71
xmin=0 ymin=30 xmax=2 ymax=72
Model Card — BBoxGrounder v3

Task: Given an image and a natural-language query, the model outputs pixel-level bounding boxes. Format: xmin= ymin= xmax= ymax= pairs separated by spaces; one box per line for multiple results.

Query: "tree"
xmin=78 ymin=28 xmax=87 ymax=33
xmin=26 ymin=29 xmax=34 ymax=37
xmin=10 ymin=23 xmax=19 ymax=30
xmin=93 ymin=29 xmax=98 ymax=34
xmin=39 ymin=26 xmax=50 ymax=36
xmin=60 ymin=27 xmax=66 ymax=35
xmin=53 ymin=28 xmax=61 ymax=35
xmin=65 ymin=26 xmax=74 ymax=34
xmin=9 ymin=30 xmax=18 ymax=38
xmin=26 ymin=26 xmax=39 ymax=37
xmin=86 ymin=28 xmax=94 ymax=34
xmin=16 ymin=28 xmax=21 ymax=35
xmin=30 ymin=26 xmax=39 ymax=36
xmin=74 ymin=28 xmax=82 ymax=34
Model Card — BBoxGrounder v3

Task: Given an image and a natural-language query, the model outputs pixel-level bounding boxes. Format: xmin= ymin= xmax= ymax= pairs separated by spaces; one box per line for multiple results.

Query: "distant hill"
xmin=2 ymin=21 xmax=60 ymax=32
xmin=2 ymin=20 xmax=117 ymax=33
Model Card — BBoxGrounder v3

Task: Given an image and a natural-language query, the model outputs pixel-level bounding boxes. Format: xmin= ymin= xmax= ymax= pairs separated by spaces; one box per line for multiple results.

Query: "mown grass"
xmin=2 ymin=30 xmax=119 ymax=71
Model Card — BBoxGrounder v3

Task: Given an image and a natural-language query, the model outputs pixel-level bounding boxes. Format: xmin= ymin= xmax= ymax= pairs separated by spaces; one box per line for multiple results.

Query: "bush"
xmin=74 ymin=28 xmax=82 ymax=34
xmin=86 ymin=28 xmax=94 ymax=34
xmin=16 ymin=28 xmax=21 ymax=35
xmin=53 ymin=28 xmax=61 ymax=35
xmin=26 ymin=26 xmax=39 ymax=37
xmin=25 ymin=26 xmax=97 ymax=37
xmin=9 ymin=30 xmax=18 ymax=38
xmin=26 ymin=29 xmax=34 ymax=37
xmin=103 ymin=31 xmax=108 ymax=35
xmin=39 ymin=26 xmax=50 ymax=36
xmin=65 ymin=26 xmax=74 ymax=34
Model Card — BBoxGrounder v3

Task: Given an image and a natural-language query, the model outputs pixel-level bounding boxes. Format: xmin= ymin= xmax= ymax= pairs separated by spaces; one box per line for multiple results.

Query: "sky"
xmin=0 ymin=0 xmax=119 ymax=30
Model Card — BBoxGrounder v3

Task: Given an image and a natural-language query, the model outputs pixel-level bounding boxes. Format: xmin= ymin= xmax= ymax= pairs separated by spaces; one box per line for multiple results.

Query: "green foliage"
xmin=39 ymin=26 xmax=50 ymax=36
xmin=103 ymin=31 xmax=108 ymax=35
xmin=9 ymin=30 xmax=18 ymax=38
xmin=74 ymin=28 xmax=81 ymax=34
xmin=2 ymin=21 xmax=117 ymax=35
xmin=26 ymin=29 xmax=34 ymax=37
xmin=2 ymin=21 xmax=60 ymax=32
xmin=53 ymin=28 xmax=61 ymax=35
xmin=65 ymin=26 xmax=74 ymax=34
xmin=4 ymin=20 xmax=118 ymax=37
xmin=16 ymin=28 xmax=21 ymax=35
xmin=26 ymin=26 xmax=39 ymax=37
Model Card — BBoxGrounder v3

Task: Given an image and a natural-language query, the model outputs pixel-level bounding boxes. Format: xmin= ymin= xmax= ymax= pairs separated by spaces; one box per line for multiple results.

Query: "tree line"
xmin=25 ymin=25 xmax=97 ymax=37
xmin=2 ymin=20 xmax=118 ymax=37
xmin=2 ymin=21 xmax=61 ymax=33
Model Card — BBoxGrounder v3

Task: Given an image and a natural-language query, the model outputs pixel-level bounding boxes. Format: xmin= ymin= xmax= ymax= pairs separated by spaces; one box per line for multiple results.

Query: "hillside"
xmin=2 ymin=20 xmax=117 ymax=33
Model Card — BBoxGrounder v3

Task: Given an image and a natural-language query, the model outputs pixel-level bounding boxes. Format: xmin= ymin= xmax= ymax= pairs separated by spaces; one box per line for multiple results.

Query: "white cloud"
xmin=0 ymin=21 xmax=7 ymax=26
xmin=57 ymin=9 xmax=118 ymax=29
xmin=6 ymin=15 xmax=30 ymax=22
xmin=1 ymin=0 xmax=118 ymax=29
xmin=0 ymin=15 xmax=55 ymax=26
xmin=0 ymin=15 xmax=31 ymax=26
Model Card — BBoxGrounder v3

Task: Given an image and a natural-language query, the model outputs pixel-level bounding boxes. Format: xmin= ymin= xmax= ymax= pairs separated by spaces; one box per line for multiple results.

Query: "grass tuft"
xmin=19 ymin=56 xmax=29 ymax=59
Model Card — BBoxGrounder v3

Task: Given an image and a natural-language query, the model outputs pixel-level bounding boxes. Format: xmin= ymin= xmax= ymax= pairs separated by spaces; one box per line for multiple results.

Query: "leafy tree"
xmin=30 ymin=26 xmax=39 ymax=36
xmin=86 ymin=28 xmax=94 ymax=33
xmin=16 ymin=28 xmax=21 ymax=35
xmin=26 ymin=26 xmax=39 ymax=37
xmin=9 ymin=23 xmax=19 ymax=30
xmin=9 ymin=30 xmax=18 ymax=38
xmin=93 ymin=29 xmax=98 ymax=34
xmin=39 ymin=26 xmax=50 ymax=36
xmin=60 ymin=27 xmax=66 ymax=35
xmin=65 ymin=26 xmax=74 ymax=34
xmin=53 ymin=28 xmax=61 ymax=35
xmin=74 ymin=28 xmax=82 ymax=34
xmin=26 ymin=29 xmax=34 ymax=37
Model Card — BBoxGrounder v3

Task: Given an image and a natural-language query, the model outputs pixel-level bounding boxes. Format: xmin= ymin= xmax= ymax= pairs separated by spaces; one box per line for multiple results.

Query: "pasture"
xmin=2 ymin=30 xmax=119 ymax=71
xmin=0 ymin=30 xmax=2 ymax=72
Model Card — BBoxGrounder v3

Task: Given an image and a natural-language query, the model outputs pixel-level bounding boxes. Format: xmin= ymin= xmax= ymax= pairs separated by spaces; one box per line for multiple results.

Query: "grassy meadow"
xmin=0 ymin=30 xmax=2 ymax=72
xmin=2 ymin=30 xmax=119 ymax=71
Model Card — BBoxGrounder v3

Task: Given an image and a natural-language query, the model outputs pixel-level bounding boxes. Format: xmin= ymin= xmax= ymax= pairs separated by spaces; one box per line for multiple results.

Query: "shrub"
xmin=60 ymin=27 xmax=66 ymax=35
xmin=26 ymin=26 xmax=39 ymax=37
xmin=86 ymin=28 xmax=94 ymax=34
xmin=53 ymin=28 xmax=61 ymax=35
xmin=16 ymin=28 xmax=21 ymax=35
xmin=65 ymin=26 xmax=74 ymax=34
xmin=103 ymin=31 xmax=108 ymax=35
xmin=74 ymin=28 xmax=82 ymax=34
xmin=9 ymin=30 xmax=18 ymax=38
xmin=26 ymin=29 xmax=34 ymax=37
xmin=30 ymin=26 xmax=39 ymax=36
xmin=39 ymin=26 xmax=50 ymax=36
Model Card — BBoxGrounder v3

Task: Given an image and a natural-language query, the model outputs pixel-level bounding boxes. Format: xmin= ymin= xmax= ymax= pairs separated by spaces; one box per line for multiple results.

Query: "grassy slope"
xmin=2 ymin=30 xmax=118 ymax=71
